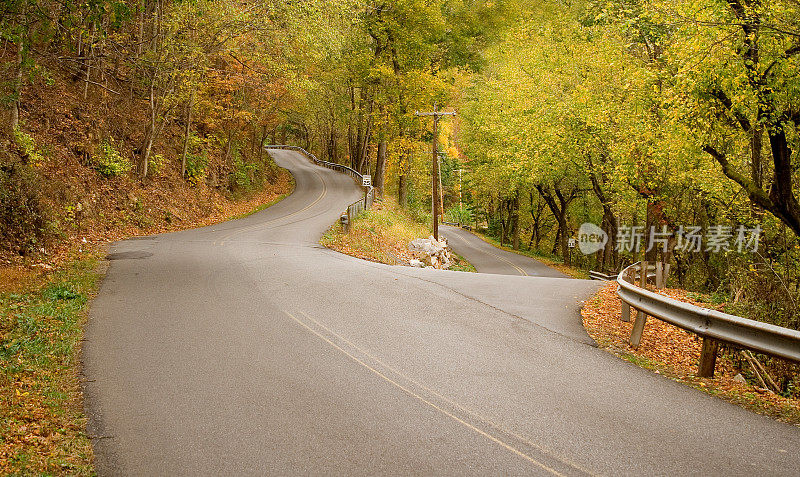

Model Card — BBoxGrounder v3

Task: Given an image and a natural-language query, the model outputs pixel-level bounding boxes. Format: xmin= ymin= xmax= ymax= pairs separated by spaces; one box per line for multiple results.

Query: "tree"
xmin=664 ymin=0 xmax=800 ymax=234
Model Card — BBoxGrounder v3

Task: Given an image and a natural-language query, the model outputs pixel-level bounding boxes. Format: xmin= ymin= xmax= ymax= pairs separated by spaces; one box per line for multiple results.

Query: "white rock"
xmin=409 ymin=259 xmax=425 ymax=268
xmin=733 ymin=373 xmax=747 ymax=384
xmin=408 ymin=236 xmax=453 ymax=269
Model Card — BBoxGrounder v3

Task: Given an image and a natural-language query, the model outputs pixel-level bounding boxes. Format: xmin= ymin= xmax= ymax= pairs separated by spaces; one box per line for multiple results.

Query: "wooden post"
xmin=415 ymin=106 xmax=456 ymax=241
xmin=621 ymin=302 xmax=631 ymax=322
xmin=655 ymin=262 xmax=663 ymax=289
xmin=630 ymin=262 xmax=648 ymax=347
xmin=629 ymin=310 xmax=647 ymax=347
xmin=432 ymin=112 xmax=440 ymax=241
xmin=698 ymin=338 xmax=719 ymax=377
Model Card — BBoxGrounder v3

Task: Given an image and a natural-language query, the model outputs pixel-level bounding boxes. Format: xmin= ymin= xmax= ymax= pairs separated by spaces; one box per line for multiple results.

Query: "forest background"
xmin=2 ymin=0 xmax=800 ymax=350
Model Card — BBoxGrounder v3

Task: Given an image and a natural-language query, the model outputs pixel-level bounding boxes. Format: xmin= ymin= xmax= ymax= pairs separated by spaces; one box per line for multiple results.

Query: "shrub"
xmin=92 ymin=138 xmax=131 ymax=178
xmin=148 ymin=153 xmax=166 ymax=176
xmin=184 ymin=151 xmax=207 ymax=185
xmin=444 ymin=204 xmax=473 ymax=225
xmin=230 ymin=150 xmax=260 ymax=192
xmin=0 ymin=163 xmax=48 ymax=255
xmin=13 ymin=126 xmax=43 ymax=165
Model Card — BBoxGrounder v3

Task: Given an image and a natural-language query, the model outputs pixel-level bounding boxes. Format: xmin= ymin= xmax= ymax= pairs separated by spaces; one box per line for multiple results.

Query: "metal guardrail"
xmin=442 ymin=221 xmax=473 ymax=231
xmin=616 ymin=261 xmax=800 ymax=377
xmin=589 ymin=270 xmax=616 ymax=281
xmin=265 ymin=145 xmax=375 ymax=227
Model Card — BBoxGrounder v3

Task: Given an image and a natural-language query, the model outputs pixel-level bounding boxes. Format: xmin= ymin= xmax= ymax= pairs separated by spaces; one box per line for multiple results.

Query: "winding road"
xmin=440 ymin=225 xmax=567 ymax=277
xmin=84 ymin=150 xmax=800 ymax=475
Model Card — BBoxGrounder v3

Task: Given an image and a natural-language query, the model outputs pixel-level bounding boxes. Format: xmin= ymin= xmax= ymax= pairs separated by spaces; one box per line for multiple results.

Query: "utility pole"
xmin=415 ymin=104 xmax=456 ymax=241
xmin=458 ymin=168 xmax=463 ymax=209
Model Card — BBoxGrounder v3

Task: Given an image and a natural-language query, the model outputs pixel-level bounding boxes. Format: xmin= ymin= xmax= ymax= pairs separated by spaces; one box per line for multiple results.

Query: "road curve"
xmin=84 ymin=150 xmax=800 ymax=476
xmin=440 ymin=224 xmax=567 ymax=277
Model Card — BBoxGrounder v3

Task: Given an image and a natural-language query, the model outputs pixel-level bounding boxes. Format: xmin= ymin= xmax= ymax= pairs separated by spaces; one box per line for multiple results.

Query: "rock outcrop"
xmin=408 ymin=236 xmax=452 ymax=269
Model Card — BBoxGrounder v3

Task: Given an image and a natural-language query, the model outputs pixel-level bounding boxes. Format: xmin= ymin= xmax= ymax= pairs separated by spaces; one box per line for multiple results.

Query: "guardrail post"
xmin=640 ymin=261 xmax=647 ymax=288
xmin=616 ymin=260 xmax=800 ymax=366
xmin=629 ymin=310 xmax=647 ymax=347
xmin=621 ymin=302 xmax=631 ymax=322
xmin=655 ymin=262 xmax=664 ymax=289
xmin=629 ymin=261 xmax=648 ymax=347
xmin=698 ymin=338 xmax=719 ymax=377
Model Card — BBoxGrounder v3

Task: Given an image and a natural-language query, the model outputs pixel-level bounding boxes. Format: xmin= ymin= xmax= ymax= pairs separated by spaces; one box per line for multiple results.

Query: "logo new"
xmin=578 ymin=223 xmax=608 ymax=255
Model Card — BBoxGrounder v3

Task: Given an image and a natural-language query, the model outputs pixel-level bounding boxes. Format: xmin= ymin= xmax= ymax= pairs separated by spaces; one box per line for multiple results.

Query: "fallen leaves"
xmin=321 ymin=199 xmax=432 ymax=265
xmin=582 ymin=282 xmax=800 ymax=426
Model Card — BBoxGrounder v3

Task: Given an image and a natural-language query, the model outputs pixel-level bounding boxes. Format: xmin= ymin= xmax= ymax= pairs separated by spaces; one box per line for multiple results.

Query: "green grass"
xmin=449 ymin=252 xmax=477 ymax=272
xmin=1 ymin=254 xmax=101 ymax=475
xmin=321 ymin=198 xmax=476 ymax=272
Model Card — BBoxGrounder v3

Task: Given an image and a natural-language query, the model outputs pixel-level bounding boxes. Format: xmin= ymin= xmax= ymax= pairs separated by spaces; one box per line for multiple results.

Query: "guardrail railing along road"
xmin=265 ymin=145 xmax=375 ymax=229
xmin=617 ymin=261 xmax=800 ymax=377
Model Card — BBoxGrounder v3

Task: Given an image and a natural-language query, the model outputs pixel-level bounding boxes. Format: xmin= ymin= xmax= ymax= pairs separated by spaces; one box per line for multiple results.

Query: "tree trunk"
xmin=398 ymin=173 xmax=408 ymax=207
xmin=644 ymin=201 xmax=657 ymax=262
xmin=10 ymin=25 xmax=24 ymax=132
xmin=375 ymin=140 xmax=387 ymax=196
xmin=751 ymin=127 xmax=763 ymax=189
xmin=141 ymin=80 xmax=156 ymax=178
xmin=766 ymin=130 xmax=800 ymax=235
xmin=181 ymin=92 xmax=194 ymax=178
xmin=537 ymin=184 xmax=575 ymax=264
xmin=83 ymin=22 xmax=96 ymax=100
xmin=558 ymin=214 xmax=569 ymax=265
xmin=552 ymin=227 xmax=561 ymax=255
xmin=588 ymin=166 xmax=619 ymax=271
xmin=600 ymin=208 xmax=618 ymax=271
xmin=512 ymin=192 xmax=520 ymax=250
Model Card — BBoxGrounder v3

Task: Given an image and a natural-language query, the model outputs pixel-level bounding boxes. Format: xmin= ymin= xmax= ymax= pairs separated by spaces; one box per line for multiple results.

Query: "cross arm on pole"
xmin=414 ymin=111 xmax=457 ymax=117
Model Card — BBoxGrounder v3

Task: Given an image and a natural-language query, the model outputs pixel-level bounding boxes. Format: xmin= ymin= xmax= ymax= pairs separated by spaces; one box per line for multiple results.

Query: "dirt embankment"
xmin=1 ymin=57 xmax=292 ymax=271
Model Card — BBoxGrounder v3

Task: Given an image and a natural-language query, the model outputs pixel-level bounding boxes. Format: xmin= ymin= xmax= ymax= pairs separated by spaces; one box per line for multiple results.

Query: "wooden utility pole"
xmin=415 ymin=104 xmax=456 ymax=241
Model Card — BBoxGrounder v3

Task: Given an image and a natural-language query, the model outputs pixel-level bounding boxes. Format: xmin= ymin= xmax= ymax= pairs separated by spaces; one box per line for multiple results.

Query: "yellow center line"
xmin=215 ymin=166 xmax=328 ymax=246
xmin=286 ymin=310 xmax=586 ymax=476
xmin=446 ymin=227 xmax=528 ymax=276
xmin=297 ymin=311 xmax=598 ymax=477
xmin=489 ymin=249 xmax=528 ymax=276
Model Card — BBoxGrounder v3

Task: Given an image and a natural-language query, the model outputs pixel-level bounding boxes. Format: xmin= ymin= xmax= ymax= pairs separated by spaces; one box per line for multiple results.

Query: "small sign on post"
xmin=362 ymin=175 xmax=372 ymax=187
xmin=568 ymin=238 xmax=576 ymax=249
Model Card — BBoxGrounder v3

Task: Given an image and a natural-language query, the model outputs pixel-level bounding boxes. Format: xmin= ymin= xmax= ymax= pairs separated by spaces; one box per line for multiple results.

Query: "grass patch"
xmin=321 ymin=198 xmax=430 ymax=264
xmin=0 ymin=252 xmax=100 ymax=475
xmin=473 ymin=232 xmax=587 ymax=278
xmin=321 ymin=197 xmax=475 ymax=271
xmin=449 ymin=253 xmax=477 ymax=272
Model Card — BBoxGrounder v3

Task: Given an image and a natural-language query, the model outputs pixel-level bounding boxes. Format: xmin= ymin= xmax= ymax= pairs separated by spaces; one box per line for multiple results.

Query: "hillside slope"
xmin=1 ymin=58 xmax=291 ymax=267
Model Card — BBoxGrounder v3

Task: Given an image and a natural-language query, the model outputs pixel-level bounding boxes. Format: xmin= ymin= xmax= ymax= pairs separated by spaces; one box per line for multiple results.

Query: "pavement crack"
xmin=318 ymin=247 xmax=597 ymax=348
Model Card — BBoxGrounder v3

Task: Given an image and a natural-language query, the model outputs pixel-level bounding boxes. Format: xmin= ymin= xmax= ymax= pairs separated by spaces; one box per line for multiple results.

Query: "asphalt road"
xmin=84 ymin=150 xmax=800 ymax=476
xmin=440 ymin=225 xmax=567 ymax=277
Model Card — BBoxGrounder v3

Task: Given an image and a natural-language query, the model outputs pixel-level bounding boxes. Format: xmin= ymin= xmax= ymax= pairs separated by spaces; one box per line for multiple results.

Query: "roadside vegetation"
xmin=0 ymin=181 xmax=295 ymax=475
xmin=0 ymin=253 xmax=100 ymax=475
xmin=453 ymin=1 xmax=800 ymax=342
xmin=321 ymin=198 xmax=475 ymax=272
xmin=582 ymin=283 xmax=800 ymax=425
